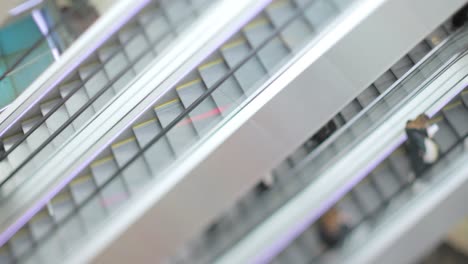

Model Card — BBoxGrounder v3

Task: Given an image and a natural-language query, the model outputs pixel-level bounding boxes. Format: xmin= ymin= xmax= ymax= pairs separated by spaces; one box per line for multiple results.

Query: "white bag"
xmin=423 ymin=137 xmax=439 ymax=163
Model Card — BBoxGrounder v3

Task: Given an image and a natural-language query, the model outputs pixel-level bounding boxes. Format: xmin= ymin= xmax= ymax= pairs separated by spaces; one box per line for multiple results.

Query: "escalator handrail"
xmin=0 ymin=0 xmax=150 ymax=140
xmin=292 ymin=29 xmax=468 ymax=176
xmin=0 ymin=0 xmax=354 ymax=255
xmin=54 ymin=0 xmax=349 ymax=208
xmin=0 ymin=0 xmax=272 ymax=252
xmin=217 ymin=53 xmax=468 ymax=264
xmin=344 ymin=141 xmax=468 ymax=264
xmin=0 ymin=1 xmax=168 ymax=190
xmin=308 ymin=128 xmax=468 ymax=263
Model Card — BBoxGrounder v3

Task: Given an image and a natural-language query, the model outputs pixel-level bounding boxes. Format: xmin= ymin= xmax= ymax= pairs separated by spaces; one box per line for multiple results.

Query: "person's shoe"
xmin=255 ymin=182 xmax=270 ymax=194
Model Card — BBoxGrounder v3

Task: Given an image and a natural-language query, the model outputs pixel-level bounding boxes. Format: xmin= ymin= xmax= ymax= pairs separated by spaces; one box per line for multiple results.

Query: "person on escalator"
xmin=405 ymin=114 xmax=440 ymax=178
xmin=256 ymin=121 xmax=338 ymax=193
xmin=0 ymin=141 xmax=5 ymax=161
xmin=318 ymin=206 xmax=351 ymax=249
xmin=451 ymin=3 xmax=468 ymax=31
xmin=304 ymin=120 xmax=337 ymax=150
xmin=256 ymin=173 xmax=275 ymax=193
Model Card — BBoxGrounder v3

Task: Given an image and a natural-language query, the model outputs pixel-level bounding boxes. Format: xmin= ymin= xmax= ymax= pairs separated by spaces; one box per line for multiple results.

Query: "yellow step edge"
xmin=60 ymin=78 xmax=80 ymax=89
xmin=21 ymin=114 xmax=42 ymax=125
xmin=133 ymin=118 xmax=158 ymax=130
xmin=51 ymin=191 xmax=73 ymax=205
xmin=198 ymin=58 xmax=224 ymax=71
xmin=267 ymin=0 xmax=289 ymax=10
xmin=359 ymin=176 xmax=370 ymax=185
xmin=31 ymin=210 xmax=49 ymax=223
xmin=91 ymin=156 xmax=114 ymax=168
xmin=443 ymin=100 xmax=461 ymax=111
xmin=13 ymin=228 xmax=29 ymax=239
xmin=244 ymin=17 xmax=269 ymax=30
xmin=461 ymin=89 xmax=468 ymax=95
xmin=3 ymin=132 xmax=23 ymax=142
xmin=373 ymin=161 xmax=387 ymax=173
xmin=393 ymin=147 xmax=406 ymax=157
xmin=221 ymin=38 xmax=247 ymax=50
xmin=81 ymin=61 xmax=100 ymax=69
xmin=430 ymin=116 xmax=444 ymax=124
xmin=176 ymin=78 xmax=202 ymax=91
xmin=343 ymin=194 xmax=354 ymax=202
xmin=154 ymin=98 xmax=180 ymax=110
xmin=70 ymin=174 xmax=93 ymax=186
xmin=112 ymin=136 xmax=136 ymax=149
xmin=40 ymin=97 xmax=62 ymax=107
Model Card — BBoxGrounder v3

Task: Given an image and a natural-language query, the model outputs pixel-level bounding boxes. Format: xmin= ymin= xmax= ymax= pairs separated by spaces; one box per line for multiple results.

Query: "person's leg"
xmin=406 ymin=147 xmax=425 ymax=180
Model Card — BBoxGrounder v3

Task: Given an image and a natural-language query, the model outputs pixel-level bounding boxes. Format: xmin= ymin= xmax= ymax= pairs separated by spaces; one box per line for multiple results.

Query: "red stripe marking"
xmin=100 ymin=193 xmax=128 ymax=208
xmin=177 ymin=105 xmax=229 ymax=126
xmin=101 ymin=104 xmax=231 ymax=208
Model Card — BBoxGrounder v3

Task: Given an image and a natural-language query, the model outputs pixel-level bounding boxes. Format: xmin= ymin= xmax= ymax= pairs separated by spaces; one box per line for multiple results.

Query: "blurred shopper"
xmin=312 ymin=120 xmax=337 ymax=143
xmin=318 ymin=207 xmax=350 ymax=248
xmin=0 ymin=141 xmax=5 ymax=160
xmin=57 ymin=0 xmax=98 ymax=37
xmin=452 ymin=3 xmax=468 ymax=31
xmin=305 ymin=120 xmax=337 ymax=150
xmin=405 ymin=114 xmax=440 ymax=177
xmin=256 ymin=173 xmax=275 ymax=193
xmin=257 ymin=120 xmax=337 ymax=193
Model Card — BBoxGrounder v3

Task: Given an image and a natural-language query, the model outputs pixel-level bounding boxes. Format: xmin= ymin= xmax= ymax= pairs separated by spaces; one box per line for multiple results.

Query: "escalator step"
xmin=371 ymin=166 xmax=401 ymax=200
xmin=407 ymin=41 xmax=431 ymax=63
xmin=353 ymin=179 xmax=383 ymax=215
xmin=357 ymin=86 xmax=380 ymax=107
xmin=40 ymin=98 xmax=75 ymax=147
xmin=70 ymin=174 xmax=96 ymax=204
xmin=303 ymin=0 xmax=337 ymax=30
xmin=198 ymin=55 xmax=245 ymax=110
xmin=373 ymin=71 xmax=398 ymax=94
xmin=390 ymin=56 xmax=414 ymax=79
xmin=154 ymin=99 xmax=199 ymax=154
xmin=59 ymin=78 xmax=96 ymax=131
xmin=432 ymin=116 xmax=459 ymax=153
xmin=111 ymin=137 xmax=152 ymax=192
xmin=176 ymin=79 xmax=223 ymax=135
xmin=443 ymin=100 xmax=468 ymax=137
xmin=4 ymin=134 xmax=30 ymax=168
xmin=90 ymin=157 xmax=118 ymax=186
xmin=132 ymin=118 xmax=175 ymax=174
xmin=164 ymin=0 xmax=197 ymax=26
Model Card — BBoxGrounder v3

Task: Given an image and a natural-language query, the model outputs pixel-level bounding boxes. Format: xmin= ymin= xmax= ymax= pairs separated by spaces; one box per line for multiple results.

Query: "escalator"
xmin=209 ymin=45 xmax=468 ymax=264
xmin=164 ymin=27 xmax=468 ymax=263
xmin=0 ymin=0 xmax=212 ymax=197
xmin=0 ymin=0 xmax=359 ymax=262
xmin=266 ymin=75 xmax=468 ymax=264
xmin=0 ymin=0 xmax=99 ymax=109
xmin=279 ymin=25 xmax=452 ymax=168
